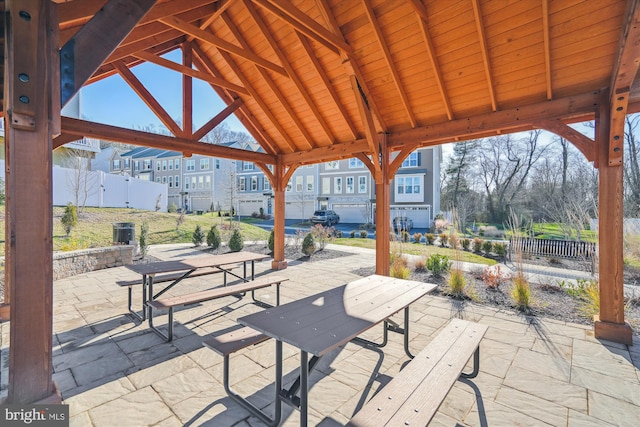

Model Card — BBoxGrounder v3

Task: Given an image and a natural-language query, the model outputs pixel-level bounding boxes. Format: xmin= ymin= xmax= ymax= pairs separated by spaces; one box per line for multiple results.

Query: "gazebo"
xmin=1 ymin=0 xmax=638 ymax=404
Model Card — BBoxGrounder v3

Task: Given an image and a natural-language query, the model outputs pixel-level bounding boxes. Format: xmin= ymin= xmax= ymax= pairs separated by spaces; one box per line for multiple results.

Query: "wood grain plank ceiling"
xmin=33 ymin=0 xmax=640 ymax=167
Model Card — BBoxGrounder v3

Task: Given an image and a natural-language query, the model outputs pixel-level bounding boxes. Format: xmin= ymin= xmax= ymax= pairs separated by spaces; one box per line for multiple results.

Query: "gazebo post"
xmin=375 ymin=141 xmax=391 ymax=276
xmin=271 ymin=159 xmax=288 ymax=270
xmin=5 ymin=0 xmax=58 ymax=403
xmin=594 ymin=91 xmax=633 ymax=345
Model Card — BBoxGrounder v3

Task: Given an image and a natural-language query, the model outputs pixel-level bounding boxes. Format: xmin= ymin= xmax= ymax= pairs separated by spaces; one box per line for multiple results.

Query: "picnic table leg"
xmin=300 ymin=350 xmax=309 ymax=427
xmin=403 ymin=307 xmax=415 ymax=359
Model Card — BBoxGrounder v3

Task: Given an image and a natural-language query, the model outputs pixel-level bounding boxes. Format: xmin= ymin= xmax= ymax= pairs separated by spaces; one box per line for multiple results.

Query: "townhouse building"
xmin=284 ymin=165 xmax=318 ymax=221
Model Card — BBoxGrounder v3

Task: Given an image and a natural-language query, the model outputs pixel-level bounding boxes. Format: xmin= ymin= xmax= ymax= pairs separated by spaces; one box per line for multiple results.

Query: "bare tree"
xmin=63 ymin=148 xmax=98 ymax=213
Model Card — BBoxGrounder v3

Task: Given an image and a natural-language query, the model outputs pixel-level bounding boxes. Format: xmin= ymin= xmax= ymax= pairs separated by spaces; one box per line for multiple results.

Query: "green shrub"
xmin=401 ymin=230 xmax=410 ymax=243
xmin=493 ymin=242 xmax=507 ymax=257
xmin=425 ymin=233 xmax=435 ymax=245
xmin=439 ymin=233 xmax=449 ymax=247
xmin=482 ymin=240 xmax=493 ymax=255
xmin=268 ymin=229 xmax=275 ymax=252
xmin=302 ymin=233 xmax=316 ymax=256
xmin=461 ymin=238 xmax=471 ymax=251
xmin=207 ymin=225 xmax=221 ymax=249
xmin=426 ymin=254 xmax=451 ymax=276
xmin=61 ymin=202 xmax=78 ymax=237
xmin=350 ymin=230 xmax=357 ymax=238
xmin=139 ymin=221 xmax=149 ymax=256
xmin=447 ymin=268 xmax=467 ymax=298
xmin=167 ymin=203 xmax=177 ymax=213
xmin=192 ymin=224 xmax=205 ymax=246
xmin=228 ymin=229 xmax=244 ymax=252
xmin=511 ymin=273 xmax=531 ymax=312
xmin=413 ymin=233 xmax=423 ymax=243
xmin=472 ymin=237 xmax=483 ymax=253
xmin=359 ymin=230 xmax=368 ymax=238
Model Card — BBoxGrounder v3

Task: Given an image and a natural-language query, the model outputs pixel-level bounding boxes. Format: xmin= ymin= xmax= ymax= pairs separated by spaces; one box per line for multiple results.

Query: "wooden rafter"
xmin=362 ymin=0 xmax=416 ymax=128
xmin=281 ymin=138 xmax=369 ymax=167
xmin=252 ymin=0 xmax=350 ymax=55
xmin=132 ymin=50 xmax=249 ymax=95
xmin=60 ymin=0 xmax=157 ymax=106
xmin=608 ymin=0 xmax=640 ymax=166
xmin=534 ymin=120 xmax=596 ymax=162
xmin=193 ymin=97 xmax=244 ymax=141
xmin=541 ymin=0 xmax=552 ymax=100
xmin=350 ymin=75 xmax=381 ymax=174
xmin=388 ymin=91 xmax=602 ymax=148
xmin=389 ymin=146 xmax=416 ymax=177
xmin=61 ymin=117 xmax=276 ymax=164
xmin=471 ymin=0 xmax=497 ymax=111
xmin=182 ymin=42 xmax=193 ymax=138
xmin=113 ymin=60 xmax=184 ymax=137
xmin=295 ymin=31 xmax=358 ymax=140
xmin=243 ymin=0 xmax=335 ymax=144
xmin=409 ymin=0 xmax=454 ymax=120
xmin=191 ymin=44 xmax=280 ymax=155
xmin=185 ymin=0 xmax=234 ymax=43
xmin=158 ymin=15 xmax=288 ymax=77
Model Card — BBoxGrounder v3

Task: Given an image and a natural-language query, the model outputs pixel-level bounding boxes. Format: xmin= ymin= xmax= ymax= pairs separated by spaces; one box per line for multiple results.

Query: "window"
xmin=349 ymin=158 xmax=364 ymax=168
xmin=215 ymin=159 xmax=220 ymax=169
xmin=239 ymin=177 xmax=246 ymax=191
xmin=186 ymin=159 xmax=195 ymax=171
xmin=200 ymin=158 xmax=209 ymax=170
xmin=286 ymin=180 xmax=292 ymax=192
xmin=112 ymin=159 xmax=121 ymax=170
xmin=162 ymin=176 xmax=167 ymax=184
xmin=346 ymin=176 xmax=354 ymax=193
xmin=295 ymin=176 xmax=303 ymax=192
xmin=358 ymin=176 xmax=367 ymax=193
xmin=156 ymin=177 xmax=161 ymax=183
xmin=198 ymin=176 xmax=204 ymax=189
xmin=168 ymin=160 xmax=173 ymax=170
xmin=244 ymin=162 xmax=254 ymax=171
xmin=326 ymin=161 xmax=339 ymax=170
xmin=251 ymin=176 xmax=258 ymax=191
xmin=396 ymin=175 xmax=423 ymax=202
xmin=334 ymin=177 xmax=342 ymax=193
xmin=263 ymin=178 xmax=271 ymax=191
xmin=168 ymin=176 xmax=173 ymax=188
xmin=144 ymin=159 xmax=151 ymax=170
xmin=185 ymin=179 xmax=189 ymax=190
xmin=124 ymin=159 xmax=130 ymax=169
xmin=322 ymin=177 xmax=330 ymax=194
xmin=134 ymin=161 xmax=140 ymax=171
xmin=306 ymin=176 xmax=314 ymax=192
xmin=175 ymin=175 xmax=179 ymax=189
xmin=162 ymin=160 xmax=167 ymax=171
xmin=401 ymin=152 xmax=418 ymax=168
xmin=175 ymin=159 xmax=180 ymax=170
xmin=191 ymin=177 xmax=197 ymax=189
xmin=205 ymin=176 xmax=211 ymax=189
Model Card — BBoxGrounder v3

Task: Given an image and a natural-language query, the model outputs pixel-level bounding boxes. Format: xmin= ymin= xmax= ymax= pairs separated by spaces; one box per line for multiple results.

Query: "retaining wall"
xmin=53 ymin=245 xmax=134 ymax=280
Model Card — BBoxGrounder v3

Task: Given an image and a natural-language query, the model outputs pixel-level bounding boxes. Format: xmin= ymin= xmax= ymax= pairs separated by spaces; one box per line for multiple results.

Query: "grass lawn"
xmin=531 ymin=223 xmax=597 ymax=242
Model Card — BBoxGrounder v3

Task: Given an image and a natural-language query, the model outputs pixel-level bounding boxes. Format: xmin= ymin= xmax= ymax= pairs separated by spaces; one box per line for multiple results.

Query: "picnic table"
xmin=234 ymin=274 xmax=437 ymax=427
xmin=123 ymin=251 xmax=271 ymax=321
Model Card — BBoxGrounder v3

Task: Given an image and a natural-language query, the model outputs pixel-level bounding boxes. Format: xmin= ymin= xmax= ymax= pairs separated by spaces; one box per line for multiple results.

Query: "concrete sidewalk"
xmin=1 ymin=243 xmax=639 ymax=426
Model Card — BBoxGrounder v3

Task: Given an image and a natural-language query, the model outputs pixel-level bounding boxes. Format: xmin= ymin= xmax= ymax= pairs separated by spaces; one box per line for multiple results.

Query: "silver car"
xmin=311 ymin=210 xmax=340 ymax=226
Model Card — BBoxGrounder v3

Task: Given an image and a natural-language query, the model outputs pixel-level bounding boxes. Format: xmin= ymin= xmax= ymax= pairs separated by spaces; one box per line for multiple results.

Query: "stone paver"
xmin=1 ymin=242 xmax=639 ymax=426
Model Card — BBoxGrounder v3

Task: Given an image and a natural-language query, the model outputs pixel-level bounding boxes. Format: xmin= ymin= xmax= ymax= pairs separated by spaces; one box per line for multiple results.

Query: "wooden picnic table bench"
xmin=147 ymin=275 xmax=289 ymax=341
xmin=347 ymin=318 xmax=488 ymax=426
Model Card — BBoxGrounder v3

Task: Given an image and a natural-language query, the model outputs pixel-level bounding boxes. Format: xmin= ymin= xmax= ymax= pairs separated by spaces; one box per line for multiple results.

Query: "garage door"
xmin=391 ymin=206 xmax=431 ymax=228
xmin=332 ymin=204 xmax=369 ymax=224
xmin=285 ymin=200 xmax=315 ymax=220
xmin=238 ymin=199 xmax=264 ymax=216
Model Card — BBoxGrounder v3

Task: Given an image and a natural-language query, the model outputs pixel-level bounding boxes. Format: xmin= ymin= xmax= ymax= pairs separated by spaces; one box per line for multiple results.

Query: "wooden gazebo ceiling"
xmin=54 ymin=0 xmax=640 ymax=166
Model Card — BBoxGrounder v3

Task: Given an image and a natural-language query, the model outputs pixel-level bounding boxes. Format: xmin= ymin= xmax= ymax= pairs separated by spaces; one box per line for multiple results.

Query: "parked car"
xmin=393 ymin=216 xmax=413 ymax=232
xmin=311 ymin=210 xmax=340 ymax=226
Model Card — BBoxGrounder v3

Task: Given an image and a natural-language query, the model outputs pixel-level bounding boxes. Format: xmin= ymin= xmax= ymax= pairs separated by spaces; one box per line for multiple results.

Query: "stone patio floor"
xmin=2 ymin=243 xmax=639 ymax=426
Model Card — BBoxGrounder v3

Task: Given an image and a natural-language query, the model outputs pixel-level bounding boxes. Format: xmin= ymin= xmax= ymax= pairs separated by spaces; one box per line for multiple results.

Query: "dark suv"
xmin=393 ymin=216 xmax=413 ymax=232
xmin=311 ymin=210 xmax=340 ymax=226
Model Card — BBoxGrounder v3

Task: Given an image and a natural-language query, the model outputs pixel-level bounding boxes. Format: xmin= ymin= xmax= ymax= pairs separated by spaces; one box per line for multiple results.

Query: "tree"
xmin=442 ymin=140 xmax=477 ymax=209
xmin=192 ymin=225 xmax=205 ymax=246
xmin=302 ymin=233 xmax=316 ymax=256
xmin=61 ymin=202 xmax=78 ymax=237
xmin=207 ymin=225 xmax=221 ymax=249
xmin=63 ymin=148 xmax=97 ymax=213
xmin=139 ymin=221 xmax=149 ymax=256
xmin=228 ymin=229 xmax=244 ymax=252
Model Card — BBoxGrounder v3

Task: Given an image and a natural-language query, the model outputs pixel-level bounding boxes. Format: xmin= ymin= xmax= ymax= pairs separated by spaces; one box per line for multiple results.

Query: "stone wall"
xmin=53 ymin=245 xmax=134 ymax=280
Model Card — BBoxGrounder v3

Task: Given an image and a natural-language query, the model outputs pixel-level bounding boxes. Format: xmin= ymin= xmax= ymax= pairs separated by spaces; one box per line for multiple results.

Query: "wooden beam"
xmin=471 ymin=0 xmax=497 ymax=111
xmin=132 ymin=49 xmax=249 ymax=95
xmin=594 ymin=90 xmax=632 ymax=345
xmin=387 ymin=91 xmax=602 ymax=148
xmin=6 ymin=0 xmax=57 ymax=403
xmin=271 ymin=159 xmax=288 ymax=270
xmin=350 ymin=75 xmax=381 ymax=174
xmin=193 ymin=97 xmax=244 ymax=141
xmin=541 ymin=0 xmax=552 ymax=100
xmin=113 ymin=60 xmax=184 ymax=137
xmin=363 ymin=0 xmax=416 ymax=127
xmin=607 ymin=0 xmax=640 ymax=166
xmin=60 ymin=0 xmax=157 ymax=106
xmin=183 ymin=42 xmax=193 ymax=138
xmin=243 ymin=0 xmax=336 ymax=144
xmin=186 ymin=0 xmax=234 ymax=43
xmin=61 ymin=117 xmax=276 ymax=164
xmin=375 ymin=138 xmax=390 ymax=276
xmin=252 ymin=0 xmax=350 ymax=55
xmin=410 ymin=0 xmax=454 ymax=120
xmin=533 ymin=120 xmax=595 ymax=162
xmin=52 ymin=133 xmax=82 ymax=149
xmin=158 ymin=15 xmax=288 ymax=77
xmin=281 ymin=139 xmax=370 ymax=167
